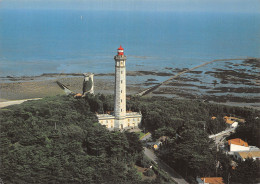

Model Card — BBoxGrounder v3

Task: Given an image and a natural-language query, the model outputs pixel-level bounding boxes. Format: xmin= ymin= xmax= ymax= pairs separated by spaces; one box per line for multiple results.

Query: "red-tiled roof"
xmin=201 ymin=177 xmax=224 ymax=184
xmin=225 ymin=119 xmax=235 ymax=124
xmin=74 ymin=93 xmax=82 ymax=97
xmin=228 ymin=138 xmax=248 ymax=147
xmin=238 ymin=151 xmax=260 ymax=159
xmin=223 ymin=116 xmax=245 ymax=123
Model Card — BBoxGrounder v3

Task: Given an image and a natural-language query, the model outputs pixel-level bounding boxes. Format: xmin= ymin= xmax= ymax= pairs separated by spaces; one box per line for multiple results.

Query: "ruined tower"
xmin=83 ymin=73 xmax=94 ymax=95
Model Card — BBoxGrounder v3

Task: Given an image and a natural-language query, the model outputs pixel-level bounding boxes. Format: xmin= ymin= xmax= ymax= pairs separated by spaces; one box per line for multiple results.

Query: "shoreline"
xmin=1 ymin=58 xmax=259 ymax=109
xmin=0 ymin=70 xmax=176 ymax=83
xmin=1 ymin=74 xmax=259 ymax=110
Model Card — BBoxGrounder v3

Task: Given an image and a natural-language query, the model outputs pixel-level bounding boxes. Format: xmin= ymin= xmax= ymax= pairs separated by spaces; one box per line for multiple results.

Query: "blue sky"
xmin=1 ymin=0 xmax=260 ymax=13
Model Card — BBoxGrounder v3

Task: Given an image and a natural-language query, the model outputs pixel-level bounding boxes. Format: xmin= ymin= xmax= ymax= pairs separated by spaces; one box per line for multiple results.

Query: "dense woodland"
xmin=100 ymin=95 xmax=260 ymax=183
xmin=1 ymin=94 xmax=259 ymax=183
xmin=0 ymin=95 xmax=159 ymax=184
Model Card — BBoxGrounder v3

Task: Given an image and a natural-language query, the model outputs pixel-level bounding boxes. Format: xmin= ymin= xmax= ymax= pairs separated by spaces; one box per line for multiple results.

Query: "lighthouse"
xmin=96 ymin=46 xmax=142 ymax=130
xmin=114 ymin=45 xmax=127 ymax=129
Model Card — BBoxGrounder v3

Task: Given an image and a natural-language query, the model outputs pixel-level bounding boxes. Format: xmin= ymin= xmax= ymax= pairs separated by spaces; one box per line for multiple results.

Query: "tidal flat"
xmin=0 ymin=59 xmax=259 ymax=109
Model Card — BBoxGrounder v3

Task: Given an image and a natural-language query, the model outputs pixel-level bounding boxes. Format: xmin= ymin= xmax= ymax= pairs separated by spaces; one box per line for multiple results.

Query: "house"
xmin=223 ymin=116 xmax=245 ymax=128
xmin=196 ymin=177 xmax=224 ymax=184
xmin=228 ymin=138 xmax=249 ymax=152
xmin=211 ymin=116 xmax=217 ymax=120
xmin=223 ymin=116 xmax=238 ymax=128
xmin=234 ymin=151 xmax=260 ymax=161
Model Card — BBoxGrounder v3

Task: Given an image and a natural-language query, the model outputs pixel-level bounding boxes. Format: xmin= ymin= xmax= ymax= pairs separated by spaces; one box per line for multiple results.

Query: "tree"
xmin=231 ymin=159 xmax=260 ymax=183
xmin=153 ymin=127 xmax=176 ymax=140
xmin=158 ymin=121 xmax=216 ymax=181
xmin=0 ymin=95 xmax=145 ymax=184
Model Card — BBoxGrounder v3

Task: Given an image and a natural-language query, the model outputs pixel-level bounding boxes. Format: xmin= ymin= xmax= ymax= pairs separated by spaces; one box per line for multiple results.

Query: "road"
xmin=141 ymin=128 xmax=236 ymax=183
xmin=209 ymin=127 xmax=236 ymax=144
xmin=144 ymin=148 xmax=189 ymax=184
xmin=0 ymin=98 xmax=42 ymax=108
xmin=141 ymin=133 xmax=188 ymax=184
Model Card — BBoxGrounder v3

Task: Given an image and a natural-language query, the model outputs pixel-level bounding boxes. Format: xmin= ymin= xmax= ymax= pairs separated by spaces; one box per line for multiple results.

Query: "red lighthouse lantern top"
xmin=117 ymin=45 xmax=124 ymax=55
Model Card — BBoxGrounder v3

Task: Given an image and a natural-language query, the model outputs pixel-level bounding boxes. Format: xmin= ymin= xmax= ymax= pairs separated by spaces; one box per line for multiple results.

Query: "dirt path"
xmin=0 ymin=98 xmax=42 ymax=108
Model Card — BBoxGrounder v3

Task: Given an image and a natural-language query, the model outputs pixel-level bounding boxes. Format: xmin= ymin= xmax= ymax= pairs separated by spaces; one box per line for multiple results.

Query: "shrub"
xmin=144 ymin=169 xmax=155 ymax=177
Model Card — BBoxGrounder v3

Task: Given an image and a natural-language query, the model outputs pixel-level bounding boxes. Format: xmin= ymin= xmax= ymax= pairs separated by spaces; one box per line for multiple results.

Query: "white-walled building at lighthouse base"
xmin=97 ymin=112 xmax=142 ymax=130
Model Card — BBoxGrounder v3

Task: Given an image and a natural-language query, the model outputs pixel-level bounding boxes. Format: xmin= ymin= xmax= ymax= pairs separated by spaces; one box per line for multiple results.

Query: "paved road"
xmin=140 ymin=133 xmax=188 ymax=183
xmin=0 ymin=98 xmax=42 ymax=108
xmin=144 ymin=148 xmax=189 ymax=184
xmin=144 ymin=147 xmax=158 ymax=164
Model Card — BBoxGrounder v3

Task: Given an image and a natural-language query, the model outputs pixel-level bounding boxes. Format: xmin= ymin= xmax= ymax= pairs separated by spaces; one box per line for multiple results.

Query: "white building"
xmin=228 ymin=138 xmax=250 ymax=152
xmin=97 ymin=46 xmax=142 ymax=130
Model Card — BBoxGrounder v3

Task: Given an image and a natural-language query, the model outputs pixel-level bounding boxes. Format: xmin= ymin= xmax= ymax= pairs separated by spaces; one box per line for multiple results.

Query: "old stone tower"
xmin=97 ymin=46 xmax=142 ymax=130
xmin=114 ymin=45 xmax=127 ymax=129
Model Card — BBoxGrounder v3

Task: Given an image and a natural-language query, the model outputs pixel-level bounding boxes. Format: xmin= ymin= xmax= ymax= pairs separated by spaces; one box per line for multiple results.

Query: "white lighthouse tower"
xmin=97 ymin=46 xmax=142 ymax=130
xmin=114 ymin=45 xmax=127 ymax=129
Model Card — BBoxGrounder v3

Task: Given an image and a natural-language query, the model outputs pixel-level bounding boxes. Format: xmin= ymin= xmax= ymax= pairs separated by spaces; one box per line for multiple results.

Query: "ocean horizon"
xmin=0 ymin=9 xmax=259 ymax=77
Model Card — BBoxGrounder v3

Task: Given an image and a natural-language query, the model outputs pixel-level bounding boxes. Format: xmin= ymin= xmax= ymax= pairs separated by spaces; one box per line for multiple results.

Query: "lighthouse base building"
xmin=97 ymin=46 xmax=142 ymax=130
xmin=97 ymin=113 xmax=142 ymax=130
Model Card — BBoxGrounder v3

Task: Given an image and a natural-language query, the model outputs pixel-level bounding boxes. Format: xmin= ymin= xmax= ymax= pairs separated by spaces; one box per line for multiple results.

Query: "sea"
xmin=0 ymin=9 xmax=259 ymax=77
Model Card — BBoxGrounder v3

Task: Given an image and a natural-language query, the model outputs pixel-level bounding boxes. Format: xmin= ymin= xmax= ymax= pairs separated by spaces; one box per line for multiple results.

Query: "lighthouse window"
xmin=121 ymin=90 xmax=122 ymax=93
xmin=121 ymin=99 xmax=122 ymax=102
xmin=121 ymin=109 xmax=122 ymax=112
xmin=121 ymin=71 xmax=123 ymax=74
xmin=121 ymin=80 xmax=122 ymax=84
xmin=121 ymin=61 xmax=123 ymax=65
